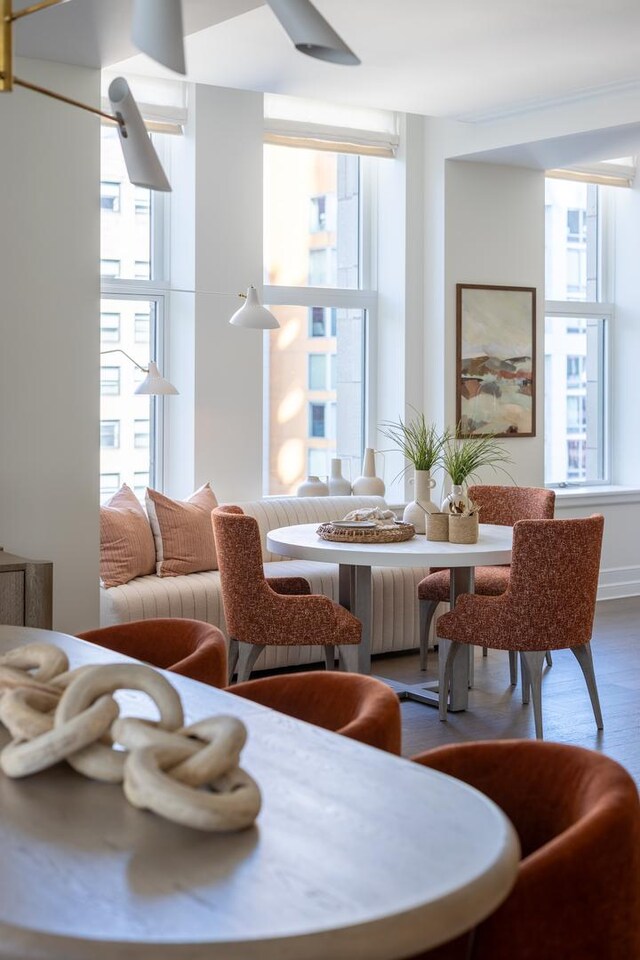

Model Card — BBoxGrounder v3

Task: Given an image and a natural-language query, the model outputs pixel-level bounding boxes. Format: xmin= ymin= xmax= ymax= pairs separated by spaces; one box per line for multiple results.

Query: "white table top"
xmin=267 ymin=522 xmax=513 ymax=568
xmin=0 ymin=626 xmax=520 ymax=960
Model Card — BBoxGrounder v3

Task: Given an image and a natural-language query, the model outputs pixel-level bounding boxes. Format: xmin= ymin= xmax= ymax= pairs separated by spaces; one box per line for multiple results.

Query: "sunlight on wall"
xmin=277 ymin=387 xmax=304 ymax=424
xmin=277 ymin=438 xmax=304 ymax=485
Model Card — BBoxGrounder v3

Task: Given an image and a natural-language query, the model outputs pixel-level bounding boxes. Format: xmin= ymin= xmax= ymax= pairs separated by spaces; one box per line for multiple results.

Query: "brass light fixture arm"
xmin=9 ymin=0 xmax=65 ymax=22
xmin=12 ymin=75 xmax=122 ymax=125
xmin=100 ymin=349 xmax=149 ymax=374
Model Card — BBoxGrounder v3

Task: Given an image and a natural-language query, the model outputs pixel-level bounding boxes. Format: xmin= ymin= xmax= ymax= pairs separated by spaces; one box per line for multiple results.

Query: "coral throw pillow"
xmin=100 ymin=484 xmax=156 ymax=588
xmin=146 ymin=482 xmax=219 ymax=577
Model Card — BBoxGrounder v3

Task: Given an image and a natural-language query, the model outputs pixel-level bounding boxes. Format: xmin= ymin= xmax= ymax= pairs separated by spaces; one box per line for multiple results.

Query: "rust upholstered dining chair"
xmin=77 ymin=618 xmax=228 ymax=688
xmin=417 ymin=485 xmax=555 ymax=681
xmin=437 ymin=515 xmax=604 ymax=739
xmin=212 ymin=505 xmax=361 ymax=682
xmin=409 ymin=740 xmax=640 ymax=960
xmin=228 ymin=672 xmax=401 ymax=754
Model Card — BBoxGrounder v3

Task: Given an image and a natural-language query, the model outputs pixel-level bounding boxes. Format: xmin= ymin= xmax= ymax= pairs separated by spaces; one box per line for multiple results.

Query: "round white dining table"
xmin=267 ymin=522 xmax=514 ymax=710
xmin=0 ymin=626 xmax=520 ymax=960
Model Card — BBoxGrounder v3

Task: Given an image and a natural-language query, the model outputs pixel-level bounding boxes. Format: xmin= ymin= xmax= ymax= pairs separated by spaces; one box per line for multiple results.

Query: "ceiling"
xmin=13 ymin=0 xmax=640 ymax=121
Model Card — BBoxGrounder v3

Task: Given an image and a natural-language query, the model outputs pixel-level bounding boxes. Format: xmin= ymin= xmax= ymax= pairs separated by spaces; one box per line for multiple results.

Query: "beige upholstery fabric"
xmin=146 ymin=482 xmax=218 ymax=577
xmin=99 ymin=484 xmax=156 ymax=588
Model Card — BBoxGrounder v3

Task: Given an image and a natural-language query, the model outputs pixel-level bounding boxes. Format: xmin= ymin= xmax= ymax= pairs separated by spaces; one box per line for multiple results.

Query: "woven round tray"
xmin=316 ymin=521 xmax=416 ymax=544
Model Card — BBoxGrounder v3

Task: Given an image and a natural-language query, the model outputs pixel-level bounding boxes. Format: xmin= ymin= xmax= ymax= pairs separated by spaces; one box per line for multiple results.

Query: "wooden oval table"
xmin=0 ymin=626 xmax=520 ymax=960
xmin=267 ymin=522 xmax=514 ymax=710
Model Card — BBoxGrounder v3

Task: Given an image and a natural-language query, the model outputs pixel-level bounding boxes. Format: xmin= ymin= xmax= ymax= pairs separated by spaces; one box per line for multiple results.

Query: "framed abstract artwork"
xmin=456 ymin=283 xmax=536 ymax=437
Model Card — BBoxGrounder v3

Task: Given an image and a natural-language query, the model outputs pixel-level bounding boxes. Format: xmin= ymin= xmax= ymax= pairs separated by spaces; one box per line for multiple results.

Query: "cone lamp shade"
xmin=108 ymin=78 xmax=172 ymax=192
xmin=131 ymin=0 xmax=187 ymax=76
xmin=229 ymin=286 xmax=279 ymax=329
xmin=266 ymin=0 xmax=360 ymax=65
xmin=135 ymin=361 xmax=179 ymax=395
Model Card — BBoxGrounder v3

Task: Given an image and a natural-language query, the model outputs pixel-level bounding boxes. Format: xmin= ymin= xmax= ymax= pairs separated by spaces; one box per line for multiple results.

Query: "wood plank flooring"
xmin=377 ymin=596 xmax=640 ymax=782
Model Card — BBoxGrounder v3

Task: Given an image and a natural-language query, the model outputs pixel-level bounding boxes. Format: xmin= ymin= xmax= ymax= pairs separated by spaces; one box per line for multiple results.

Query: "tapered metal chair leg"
xmin=236 ymin=642 xmax=265 ymax=683
xmin=509 ymin=650 xmax=518 ymax=686
xmin=520 ymin=652 xmax=530 ymax=704
xmin=545 ymin=650 xmax=553 ymax=667
xmin=419 ymin=599 xmax=439 ymax=671
xmin=324 ymin=645 xmax=336 ymax=670
xmin=439 ymin=640 xmax=463 ymax=722
xmin=572 ymin=642 xmax=604 ymax=730
xmin=228 ymin=638 xmax=239 ymax=683
xmin=521 ymin=650 xmax=546 ymax=739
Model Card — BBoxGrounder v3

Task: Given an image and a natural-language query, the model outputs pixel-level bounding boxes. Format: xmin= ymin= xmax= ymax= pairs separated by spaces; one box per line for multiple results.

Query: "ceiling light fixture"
xmin=267 ymin=0 xmax=360 ymax=65
xmin=0 ymin=0 xmax=174 ymax=191
xmin=100 ymin=350 xmax=179 ymax=395
xmin=131 ymin=0 xmax=186 ymax=77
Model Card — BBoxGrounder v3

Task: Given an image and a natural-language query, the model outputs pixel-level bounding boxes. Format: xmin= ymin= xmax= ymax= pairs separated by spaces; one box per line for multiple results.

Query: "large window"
xmin=263 ymin=143 xmax=376 ymax=494
xmin=544 ymin=178 xmax=611 ymax=485
xmin=100 ymin=125 xmax=168 ymax=500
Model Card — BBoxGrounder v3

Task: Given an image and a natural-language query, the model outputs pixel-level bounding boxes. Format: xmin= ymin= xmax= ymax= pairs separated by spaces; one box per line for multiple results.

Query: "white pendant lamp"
xmin=266 ymin=0 xmax=360 ymax=65
xmin=135 ymin=361 xmax=179 ymax=396
xmin=229 ymin=286 xmax=279 ymax=330
xmin=108 ymin=78 xmax=172 ymax=192
xmin=131 ymin=0 xmax=187 ymax=76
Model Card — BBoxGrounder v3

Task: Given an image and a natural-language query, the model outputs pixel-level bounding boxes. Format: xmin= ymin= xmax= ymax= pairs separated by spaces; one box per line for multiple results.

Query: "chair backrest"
xmin=77 ymin=618 xmax=227 ymax=687
xmin=412 ymin=740 xmax=640 ymax=960
xmin=507 ymin=515 xmax=603 ymax=647
xmin=467 ymin=484 xmax=555 ymax=526
xmin=212 ymin=505 xmax=271 ymax=635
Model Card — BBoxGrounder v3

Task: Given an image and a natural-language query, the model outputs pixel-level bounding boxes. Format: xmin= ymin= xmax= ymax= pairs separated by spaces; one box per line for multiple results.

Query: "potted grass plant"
xmin=379 ymin=412 xmax=449 ymax=533
xmin=441 ymin=432 xmax=512 ymax=542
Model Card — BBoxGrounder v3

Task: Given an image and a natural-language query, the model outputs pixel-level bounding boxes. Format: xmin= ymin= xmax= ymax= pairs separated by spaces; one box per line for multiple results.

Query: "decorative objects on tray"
xmin=380 ymin=412 xmax=448 ymax=533
xmin=328 ymin=458 xmax=352 ymax=495
xmin=457 ymin=283 xmax=536 ymax=437
xmin=317 ymin=506 xmax=415 ymax=543
xmin=0 ymin=642 xmax=261 ymax=833
xmin=296 ymin=475 xmax=329 ymax=496
xmin=351 ymin=448 xmax=385 ymax=496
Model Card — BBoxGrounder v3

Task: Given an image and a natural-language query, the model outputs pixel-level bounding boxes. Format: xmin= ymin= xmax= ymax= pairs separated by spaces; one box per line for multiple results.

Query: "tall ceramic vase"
xmin=352 ymin=448 xmax=385 ymax=497
xmin=441 ymin=483 xmax=468 ymax=515
xmin=403 ymin=469 xmax=438 ymax=534
xmin=328 ymin=458 xmax=351 ymax=496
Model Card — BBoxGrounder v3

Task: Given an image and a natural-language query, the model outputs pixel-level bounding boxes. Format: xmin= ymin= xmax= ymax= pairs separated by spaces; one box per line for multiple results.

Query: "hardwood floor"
xmin=376 ymin=596 xmax=640 ymax=782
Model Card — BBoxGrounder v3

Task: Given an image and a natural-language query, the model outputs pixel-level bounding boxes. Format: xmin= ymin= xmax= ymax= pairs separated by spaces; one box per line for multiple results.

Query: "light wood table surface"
xmin=267 ymin=522 xmax=513 ymax=709
xmin=0 ymin=626 xmax=520 ymax=960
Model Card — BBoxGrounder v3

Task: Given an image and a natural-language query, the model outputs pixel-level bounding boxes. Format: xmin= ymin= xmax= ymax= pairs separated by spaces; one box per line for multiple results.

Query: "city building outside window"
xmin=100 ymin=124 xmax=169 ymax=500
xmin=100 ymin=181 xmax=121 ymax=212
xmin=100 ymin=420 xmax=120 ymax=449
xmin=544 ymin=177 xmax=611 ymax=485
xmin=263 ymin=142 xmax=377 ymax=494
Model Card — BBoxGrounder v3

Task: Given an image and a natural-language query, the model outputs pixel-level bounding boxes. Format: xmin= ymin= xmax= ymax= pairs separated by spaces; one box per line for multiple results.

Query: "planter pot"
xmin=352 ymin=448 xmax=385 ymax=497
xmin=441 ymin=483 xmax=468 ymax=515
xmin=296 ymin=475 xmax=329 ymax=497
xmin=403 ymin=470 xmax=439 ymax=534
xmin=426 ymin=512 xmax=449 ymax=542
xmin=327 ymin=458 xmax=351 ymax=496
xmin=448 ymin=513 xmax=479 ymax=544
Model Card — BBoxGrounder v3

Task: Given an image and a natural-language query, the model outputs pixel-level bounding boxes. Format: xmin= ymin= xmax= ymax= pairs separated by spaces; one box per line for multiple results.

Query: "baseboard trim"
xmin=597 ymin=566 xmax=640 ymax=601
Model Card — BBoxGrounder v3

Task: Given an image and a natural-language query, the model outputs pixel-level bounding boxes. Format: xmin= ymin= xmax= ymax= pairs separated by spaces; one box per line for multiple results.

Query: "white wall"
xmin=0 ymin=59 xmax=100 ymax=633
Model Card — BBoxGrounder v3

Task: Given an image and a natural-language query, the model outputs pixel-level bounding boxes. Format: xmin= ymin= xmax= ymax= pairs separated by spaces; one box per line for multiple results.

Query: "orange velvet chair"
xmin=229 ymin=672 xmax=401 ymax=754
xmin=410 ymin=740 xmax=640 ymax=960
xmin=77 ymin=618 xmax=228 ymax=688
xmin=417 ymin=485 xmax=555 ymax=681
xmin=212 ymin=505 xmax=361 ymax=682
xmin=437 ymin=515 xmax=604 ymax=739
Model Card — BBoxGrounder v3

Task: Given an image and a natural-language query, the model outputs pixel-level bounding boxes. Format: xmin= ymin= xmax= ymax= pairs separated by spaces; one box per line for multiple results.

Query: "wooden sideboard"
xmin=0 ymin=550 xmax=52 ymax=628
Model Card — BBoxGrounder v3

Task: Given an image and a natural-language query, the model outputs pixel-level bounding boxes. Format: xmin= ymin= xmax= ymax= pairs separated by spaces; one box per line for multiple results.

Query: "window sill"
xmin=552 ymin=485 xmax=640 ymax=507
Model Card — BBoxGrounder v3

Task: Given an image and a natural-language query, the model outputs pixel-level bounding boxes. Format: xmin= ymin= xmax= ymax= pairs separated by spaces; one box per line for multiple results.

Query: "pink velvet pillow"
xmin=100 ymin=484 xmax=156 ymax=588
xmin=146 ymin=482 xmax=219 ymax=577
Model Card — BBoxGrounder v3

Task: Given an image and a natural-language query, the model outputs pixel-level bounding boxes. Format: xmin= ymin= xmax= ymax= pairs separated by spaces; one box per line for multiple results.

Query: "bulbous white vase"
xmin=441 ymin=483 xmax=468 ymax=514
xmin=352 ymin=448 xmax=385 ymax=497
xmin=328 ymin=458 xmax=351 ymax=496
xmin=403 ymin=470 xmax=438 ymax=534
xmin=296 ymin=475 xmax=329 ymax=497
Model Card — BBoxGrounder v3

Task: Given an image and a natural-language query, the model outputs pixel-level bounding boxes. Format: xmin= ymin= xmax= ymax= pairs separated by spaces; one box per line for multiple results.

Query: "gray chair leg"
xmin=439 ymin=640 xmax=463 ymax=723
xmin=235 ymin=642 xmax=265 ymax=683
xmin=482 ymin=646 xmax=488 ymax=658
xmin=545 ymin=650 xmax=553 ymax=668
xmin=227 ymin=638 xmax=239 ymax=684
xmin=571 ymin=642 xmax=604 ymax=730
xmin=508 ymin=650 xmax=518 ymax=686
xmin=520 ymin=651 xmax=546 ymax=739
xmin=419 ymin=599 xmax=439 ymax=671
xmin=324 ymin=645 xmax=336 ymax=670
xmin=520 ymin=652 xmax=530 ymax=704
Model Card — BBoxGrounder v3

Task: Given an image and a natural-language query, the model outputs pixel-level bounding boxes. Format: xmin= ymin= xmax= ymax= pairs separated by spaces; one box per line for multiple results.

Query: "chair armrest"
xmin=267 ymin=576 xmax=312 ymax=596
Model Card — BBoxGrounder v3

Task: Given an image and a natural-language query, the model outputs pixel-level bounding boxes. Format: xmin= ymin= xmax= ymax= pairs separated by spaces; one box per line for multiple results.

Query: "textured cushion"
xmin=418 ymin=566 xmax=511 ymax=602
xmin=99 ymin=484 xmax=156 ymax=588
xmin=146 ymin=482 xmax=219 ymax=577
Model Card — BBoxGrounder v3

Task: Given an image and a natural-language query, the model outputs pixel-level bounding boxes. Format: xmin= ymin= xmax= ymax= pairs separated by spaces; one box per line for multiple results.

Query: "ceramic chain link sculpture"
xmin=0 ymin=642 xmax=261 ymax=832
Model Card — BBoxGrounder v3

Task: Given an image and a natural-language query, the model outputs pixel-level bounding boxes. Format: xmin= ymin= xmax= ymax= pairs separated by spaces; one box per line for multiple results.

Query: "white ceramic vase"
xmin=328 ymin=458 xmax=351 ymax=496
xmin=403 ymin=469 xmax=439 ymax=534
xmin=296 ymin=475 xmax=329 ymax=497
xmin=352 ymin=448 xmax=385 ymax=497
xmin=441 ymin=483 xmax=468 ymax=515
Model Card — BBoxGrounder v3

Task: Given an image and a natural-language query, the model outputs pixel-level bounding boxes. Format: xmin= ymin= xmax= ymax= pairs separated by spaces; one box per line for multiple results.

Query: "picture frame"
xmin=456 ymin=283 xmax=536 ymax=438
